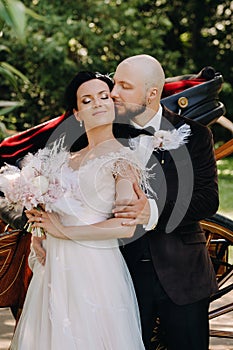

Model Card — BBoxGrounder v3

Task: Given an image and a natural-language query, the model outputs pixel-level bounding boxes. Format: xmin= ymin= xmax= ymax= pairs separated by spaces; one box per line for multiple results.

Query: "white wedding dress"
xmin=10 ymin=145 xmax=151 ymax=350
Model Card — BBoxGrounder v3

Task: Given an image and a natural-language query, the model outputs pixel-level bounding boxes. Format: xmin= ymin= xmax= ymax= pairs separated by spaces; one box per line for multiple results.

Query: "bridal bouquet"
xmin=0 ymin=138 xmax=69 ymax=236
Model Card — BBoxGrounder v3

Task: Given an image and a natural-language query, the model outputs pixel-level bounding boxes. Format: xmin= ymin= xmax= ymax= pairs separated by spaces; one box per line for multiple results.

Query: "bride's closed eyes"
xmin=81 ymin=91 xmax=110 ymax=105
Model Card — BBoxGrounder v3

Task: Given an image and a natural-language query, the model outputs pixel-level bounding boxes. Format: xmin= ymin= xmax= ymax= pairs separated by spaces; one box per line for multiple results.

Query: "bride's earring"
xmin=79 ymin=120 xmax=83 ymax=127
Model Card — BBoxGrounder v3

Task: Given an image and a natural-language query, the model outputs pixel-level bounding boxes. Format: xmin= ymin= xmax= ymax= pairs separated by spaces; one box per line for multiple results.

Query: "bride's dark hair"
xmin=64 ymin=71 xmax=114 ymax=114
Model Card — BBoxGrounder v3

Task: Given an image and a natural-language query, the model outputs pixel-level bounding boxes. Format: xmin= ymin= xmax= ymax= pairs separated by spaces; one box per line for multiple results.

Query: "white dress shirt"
xmin=131 ymin=105 xmax=162 ymax=230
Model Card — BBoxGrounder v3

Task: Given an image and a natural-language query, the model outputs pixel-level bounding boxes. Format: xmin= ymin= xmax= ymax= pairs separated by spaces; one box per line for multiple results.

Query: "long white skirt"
xmin=10 ymin=235 xmax=145 ymax=350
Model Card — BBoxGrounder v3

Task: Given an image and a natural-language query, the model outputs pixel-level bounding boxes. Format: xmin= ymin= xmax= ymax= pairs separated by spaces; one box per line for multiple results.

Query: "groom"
xmin=110 ymin=55 xmax=218 ymax=350
xmin=32 ymin=55 xmax=218 ymax=349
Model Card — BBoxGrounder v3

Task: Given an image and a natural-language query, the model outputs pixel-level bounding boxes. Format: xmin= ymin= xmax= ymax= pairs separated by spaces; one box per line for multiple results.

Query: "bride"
xmin=10 ymin=72 xmax=153 ymax=349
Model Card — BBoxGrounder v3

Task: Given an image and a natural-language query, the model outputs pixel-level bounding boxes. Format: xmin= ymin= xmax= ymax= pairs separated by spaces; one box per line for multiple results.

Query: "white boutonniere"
xmin=129 ymin=123 xmax=192 ymax=168
xmin=153 ymin=124 xmax=191 ymax=150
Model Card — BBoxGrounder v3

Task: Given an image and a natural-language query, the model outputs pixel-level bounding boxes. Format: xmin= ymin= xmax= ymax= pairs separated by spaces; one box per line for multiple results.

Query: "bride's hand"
xmin=26 ymin=209 xmax=67 ymax=239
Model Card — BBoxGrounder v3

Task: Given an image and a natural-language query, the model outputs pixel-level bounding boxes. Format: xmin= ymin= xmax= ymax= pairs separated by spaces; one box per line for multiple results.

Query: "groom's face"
xmin=111 ymin=62 xmax=147 ymax=122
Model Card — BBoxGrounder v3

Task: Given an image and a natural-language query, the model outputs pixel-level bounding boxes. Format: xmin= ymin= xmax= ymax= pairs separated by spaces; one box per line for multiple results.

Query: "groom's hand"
xmin=31 ymin=236 xmax=46 ymax=265
xmin=112 ymin=182 xmax=150 ymax=226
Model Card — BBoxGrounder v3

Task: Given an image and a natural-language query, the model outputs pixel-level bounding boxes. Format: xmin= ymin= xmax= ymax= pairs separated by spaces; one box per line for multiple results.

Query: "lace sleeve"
xmin=110 ymin=152 xmax=155 ymax=197
xmin=112 ymin=158 xmax=141 ymax=182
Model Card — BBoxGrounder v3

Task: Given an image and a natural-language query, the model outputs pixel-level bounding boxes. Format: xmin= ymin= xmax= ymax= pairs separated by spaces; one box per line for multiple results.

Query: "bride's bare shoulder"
xmin=68 ymin=140 xmax=127 ymax=170
xmin=68 ymin=147 xmax=89 ymax=170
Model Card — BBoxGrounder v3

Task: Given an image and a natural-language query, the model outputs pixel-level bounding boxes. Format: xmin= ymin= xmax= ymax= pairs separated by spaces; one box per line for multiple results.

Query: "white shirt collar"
xmin=131 ymin=105 xmax=162 ymax=131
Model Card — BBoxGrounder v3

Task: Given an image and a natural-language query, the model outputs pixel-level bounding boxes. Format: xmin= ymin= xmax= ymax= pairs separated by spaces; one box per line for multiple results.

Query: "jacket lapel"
xmin=156 ymin=105 xmax=185 ymax=168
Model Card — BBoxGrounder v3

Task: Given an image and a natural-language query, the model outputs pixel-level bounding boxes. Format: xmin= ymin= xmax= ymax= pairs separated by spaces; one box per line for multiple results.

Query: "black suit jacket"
xmin=121 ymin=105 xmax=219 ymax=305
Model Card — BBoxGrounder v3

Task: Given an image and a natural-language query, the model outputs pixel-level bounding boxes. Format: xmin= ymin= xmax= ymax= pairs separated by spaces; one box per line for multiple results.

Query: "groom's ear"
xmin=147 ymin=87 xmax=158 ymax=105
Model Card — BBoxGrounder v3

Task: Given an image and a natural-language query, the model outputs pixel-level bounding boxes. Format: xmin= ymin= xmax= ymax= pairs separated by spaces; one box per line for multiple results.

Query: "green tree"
xmin=0 ymin=0 xmax=232 ymax=140
xmin=164 ymin=0 xmax=233 ymax=121
xmin=0 ymin=0 xmax=44 ymax=137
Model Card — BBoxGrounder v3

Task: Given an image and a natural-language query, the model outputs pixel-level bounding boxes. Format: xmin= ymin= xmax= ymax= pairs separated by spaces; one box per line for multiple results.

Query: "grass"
xmin=217 ymin=156 xmax=233 ymax=219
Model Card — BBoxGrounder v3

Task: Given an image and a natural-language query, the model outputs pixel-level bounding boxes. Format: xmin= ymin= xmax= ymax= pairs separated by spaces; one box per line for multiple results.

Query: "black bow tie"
xmin=131 ymin=126 xmax=155 ymax=137
xmin=139 ymin=126 xmax=155 ymax=135
xmin=112 ymin=123 xmax=155 ymax=140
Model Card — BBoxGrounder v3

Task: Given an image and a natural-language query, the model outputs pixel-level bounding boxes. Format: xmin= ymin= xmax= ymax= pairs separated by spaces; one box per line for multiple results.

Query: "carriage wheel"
xmin=201 ymin=213 xmax=233 ymax=340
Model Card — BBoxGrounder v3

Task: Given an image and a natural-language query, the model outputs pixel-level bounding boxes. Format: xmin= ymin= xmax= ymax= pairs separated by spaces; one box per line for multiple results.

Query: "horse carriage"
xmin=0 ymin=66 xmax=232 ymax=347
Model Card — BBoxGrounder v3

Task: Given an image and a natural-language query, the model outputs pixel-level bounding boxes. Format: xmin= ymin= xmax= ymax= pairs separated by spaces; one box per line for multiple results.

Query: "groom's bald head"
xmin=120 ymin=54 xmax=165 ymax=97
xmin=111 ymin=54 xmax=165 ymax=124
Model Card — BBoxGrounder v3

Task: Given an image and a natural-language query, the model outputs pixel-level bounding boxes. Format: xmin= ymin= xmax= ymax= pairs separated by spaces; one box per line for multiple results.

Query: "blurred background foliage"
xmin=217 ymin=158 xmax=233 ymax=217
xmin=0 ymin=0 xmax=232 ymax=218
xmin=0 ymin=0 xmax=232 ymax=143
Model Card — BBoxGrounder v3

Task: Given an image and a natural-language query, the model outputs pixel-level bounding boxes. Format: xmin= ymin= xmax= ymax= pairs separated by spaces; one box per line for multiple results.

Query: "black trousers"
xmin=128 ymin=260 xmax=210 ymax=350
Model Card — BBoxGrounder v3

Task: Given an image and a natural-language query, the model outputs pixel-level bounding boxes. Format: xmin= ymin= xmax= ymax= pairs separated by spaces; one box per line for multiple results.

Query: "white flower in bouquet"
xmin=0 ymin=165 xmax=21 ymax=202
xmin=0 ymin=137 xmax=70 ymax=236
xmin=31 ymin=175 xmax=50 ymax=196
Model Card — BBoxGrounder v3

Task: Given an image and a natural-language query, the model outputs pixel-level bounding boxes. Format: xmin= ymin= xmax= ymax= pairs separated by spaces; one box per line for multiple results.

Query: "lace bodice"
xmin=51 ymin=147 xmax=151 ymax=227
